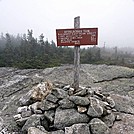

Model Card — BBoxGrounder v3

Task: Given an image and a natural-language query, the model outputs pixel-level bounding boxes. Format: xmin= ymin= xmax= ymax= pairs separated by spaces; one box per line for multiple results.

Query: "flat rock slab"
xmin=111 ymin=113 xmax=134 ymax=134
xmin=110 ymin=94 xmax=134 ymax=114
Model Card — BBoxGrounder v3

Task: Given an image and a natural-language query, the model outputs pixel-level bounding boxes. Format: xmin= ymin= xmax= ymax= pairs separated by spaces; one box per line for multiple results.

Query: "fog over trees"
xmin=0 ymin=30 xmax=134 ymax=69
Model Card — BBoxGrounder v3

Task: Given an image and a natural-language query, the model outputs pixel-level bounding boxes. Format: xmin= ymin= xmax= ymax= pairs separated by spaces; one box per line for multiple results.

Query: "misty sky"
xmin=0 ymin=0 xmax=134 ymax=47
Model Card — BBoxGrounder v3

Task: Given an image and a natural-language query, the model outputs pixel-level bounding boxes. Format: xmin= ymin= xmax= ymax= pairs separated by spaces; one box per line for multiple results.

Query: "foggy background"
xmin=0 ymin=0 xmax=134 ymax=47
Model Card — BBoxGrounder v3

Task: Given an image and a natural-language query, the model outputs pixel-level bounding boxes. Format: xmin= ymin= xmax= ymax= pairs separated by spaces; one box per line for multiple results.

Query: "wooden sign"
xmin=56 ymin=28 xmax=98 ymax=46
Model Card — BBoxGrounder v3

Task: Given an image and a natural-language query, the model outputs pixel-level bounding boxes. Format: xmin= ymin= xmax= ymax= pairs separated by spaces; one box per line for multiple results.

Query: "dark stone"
xmin=69 ymin=96 xmax=90 ymax=106
xmin=16 ymin=117 xmax=29 ymax=127
xmin=58 ymin=98 xmax=75 ymax=109
xmin=46 ymin=94 xmax=58 ymax=103
xmin=87 ymin=97 xmax=103 ymax=117
xmin=21 ymin=110 xmax=32 ymax=118
xmin=65 ymin=123 xmax=91 ymax=134
xmin=54 ymin=108 xmax=90 ymax=129
xmin=73 ymin=88 xmax=88 ymax=96
xmin=101 ymin=113 xmax=115 ymax=127
xmin=51 ymin=130 xmax=65 ymax=134
xmin=44 ymin=110 xmax=55 ymax=123
xmin=51 ymin=88 xmax=68 ymax=99
xmin=41 ymin=100 xmax=58 ymax=111
xmin=89 ymin=118 xmax=110 ymax=134
xmin=21 ymin=114 xmax=44 ymax=133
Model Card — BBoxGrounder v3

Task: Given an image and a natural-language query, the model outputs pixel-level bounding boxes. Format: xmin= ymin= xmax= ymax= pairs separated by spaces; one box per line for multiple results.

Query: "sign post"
xmin=56 ymin=17 xmax=98 ymax=91
xmin=73 ymin=16 xmax=80 ymax=90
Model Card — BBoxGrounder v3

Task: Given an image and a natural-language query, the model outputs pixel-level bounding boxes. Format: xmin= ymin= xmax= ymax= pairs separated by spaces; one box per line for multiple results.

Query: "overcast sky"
xmin=0 ymin=0 xmax=134 ymax=47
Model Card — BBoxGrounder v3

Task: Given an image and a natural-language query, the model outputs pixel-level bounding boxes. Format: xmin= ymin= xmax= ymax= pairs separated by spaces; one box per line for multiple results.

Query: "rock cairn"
xmin=13 ymin=81 xmax=120 ymax=134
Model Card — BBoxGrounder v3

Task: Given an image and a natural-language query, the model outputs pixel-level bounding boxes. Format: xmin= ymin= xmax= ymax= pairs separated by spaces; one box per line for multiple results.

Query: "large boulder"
xmin=54 ymin=108 xmax=90 ymax=129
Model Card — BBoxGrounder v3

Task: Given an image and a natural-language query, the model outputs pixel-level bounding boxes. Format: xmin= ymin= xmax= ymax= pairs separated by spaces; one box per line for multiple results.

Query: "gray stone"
xmin=54 ymin=108 xmax=90 ymax=129
xmin=36 ymin=125 xmax=48 ymax=133
xmin=30 ymin=102 xmax=42 ymax=113
xmin=58 ymin=98 xmax=75 ymax=109
xmin=89 ymin=118 xmax=110 ymax=134
xmin=34 ymin=110 xmax=43 ymax=114
xmin=16 ymin=117 xmax=29 ymax=127
xmin=68 ymin=88 xmax=75 ymax=95
xmin=63 ymin=85 xmax=70 ymax=90
xmin=65 ymin=123 xmax=90 ymax=134
xmin=51 ymin=130 xmax=65 ymax=134
xmin=87 ymin=97 xmax=103 ymax=117
xmin=94 ymin=91 xmax=104 ymax=99
xmin=17 ymin=106 xmax=28 ymax=114
xmin=28 ymin=127 xmax=49 ymax=134
xmin=44 ymin=110 xmax=55 ymax=123
xmin=19 ymin=90 xmax=34 ymax=106
xmin=99 ymin=101 xmax=111 ymax=116
xmin=69 ymin=96 xmax=90 ymax=106
xmin=51 ymin=88 xmax=68 ymax=99
xmin=22 ymin=114 xmax=45 ymax=133
xmin=13 ymin=114 xmax=22 ymax=121
xmin=111 ymin=94 xmax=134 ymax=114
xmin=86 ymin=88 xmax=94 ymax=96
xmin=101 ymin=113 xmax=115 ymax=127
xmin=115 ymin=114 xmax=122 ymax=121
xmin=46 ymin=94 xmax=58 ymax=103
xmin=41 ymin=100 xmax=58 ymax=111
xmin=111 ymin=113 xmax=134 ymax=134
xmin=106 ymin=96 xmax=115 ymax=108
xmin=128 ymin=90 xmax=134 ymax=99
xmin=73 ymin=88 xmax=88 ymax=96
xmin=0 ymin=117 xmax=4 ymax=131
xmin=21 ymin=110 xmax=32 ymax=118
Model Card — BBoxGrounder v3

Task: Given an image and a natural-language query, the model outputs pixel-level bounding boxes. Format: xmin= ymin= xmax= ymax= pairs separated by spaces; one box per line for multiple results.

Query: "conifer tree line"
xmin=0 ymin=30 xmax=103 ymax=69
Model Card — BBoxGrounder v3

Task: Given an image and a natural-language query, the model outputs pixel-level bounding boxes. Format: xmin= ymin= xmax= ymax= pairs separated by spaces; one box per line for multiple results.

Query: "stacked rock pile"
xmin=13 ymin=81 xmax=120 ymax=134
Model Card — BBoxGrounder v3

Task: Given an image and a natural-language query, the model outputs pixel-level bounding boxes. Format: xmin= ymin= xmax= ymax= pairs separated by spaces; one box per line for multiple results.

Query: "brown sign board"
xmin=56 ymin=28 xmax=98 ymax=46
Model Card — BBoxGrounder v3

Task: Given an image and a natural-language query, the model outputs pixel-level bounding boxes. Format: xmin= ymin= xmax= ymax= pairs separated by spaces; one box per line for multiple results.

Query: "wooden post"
xmin=73 ymin=16 xmax=80 ymax=90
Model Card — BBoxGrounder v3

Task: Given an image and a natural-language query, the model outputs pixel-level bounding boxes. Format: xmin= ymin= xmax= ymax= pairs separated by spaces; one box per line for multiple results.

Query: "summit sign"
xmin=56 ymin=28 xmax=98 ymax=46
